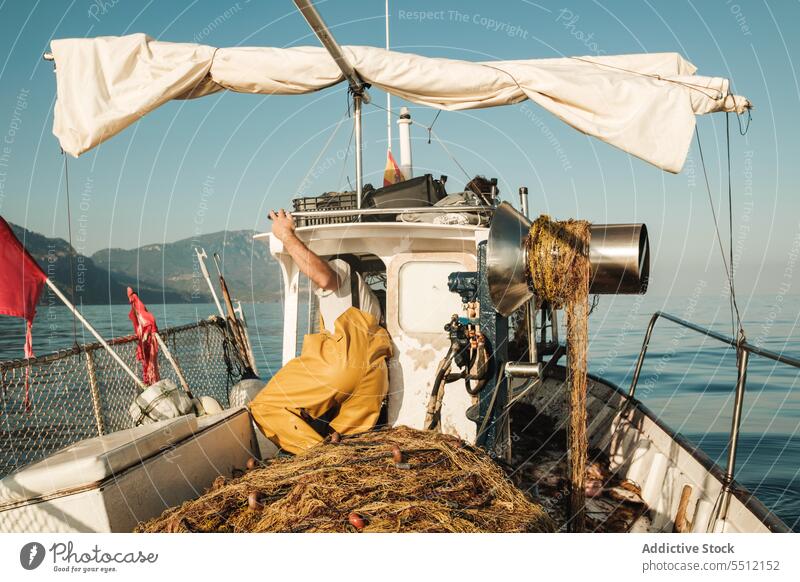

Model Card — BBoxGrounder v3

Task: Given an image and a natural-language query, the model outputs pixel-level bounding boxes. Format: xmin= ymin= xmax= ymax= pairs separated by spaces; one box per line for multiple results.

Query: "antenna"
xmin=293 ymin=0 xmax=370 ymax=207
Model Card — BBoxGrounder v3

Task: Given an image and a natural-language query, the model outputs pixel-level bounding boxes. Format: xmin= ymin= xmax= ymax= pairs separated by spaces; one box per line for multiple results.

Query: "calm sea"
xmin=1 ymin=294 xmax=798 ymax=530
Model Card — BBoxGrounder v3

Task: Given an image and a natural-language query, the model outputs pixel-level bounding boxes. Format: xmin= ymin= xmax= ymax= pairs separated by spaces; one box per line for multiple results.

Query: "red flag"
xmin=383 ymin=149 xmax=405 ymax=187
xmin=0 ymin=217 xmax=47 ymax=359
xmin=0 ymin=217 xmax=47 ymax=410
xmin=127 ymin=287 xmax=160 ymax=385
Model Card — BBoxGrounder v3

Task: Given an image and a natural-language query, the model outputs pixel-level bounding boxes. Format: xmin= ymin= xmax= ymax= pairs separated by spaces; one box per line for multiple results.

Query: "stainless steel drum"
xmin=487 ymin=202 xmax=649 ymax=316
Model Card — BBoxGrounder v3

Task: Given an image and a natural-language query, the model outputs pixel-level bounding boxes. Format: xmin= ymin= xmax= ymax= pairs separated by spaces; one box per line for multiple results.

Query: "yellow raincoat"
xmin=248 ymin=307 xmax=392 ymax=454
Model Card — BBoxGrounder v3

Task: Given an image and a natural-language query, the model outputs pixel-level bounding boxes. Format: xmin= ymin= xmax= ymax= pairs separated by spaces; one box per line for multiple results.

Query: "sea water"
xmin=1 ymin=294 xmax=798 ymax=530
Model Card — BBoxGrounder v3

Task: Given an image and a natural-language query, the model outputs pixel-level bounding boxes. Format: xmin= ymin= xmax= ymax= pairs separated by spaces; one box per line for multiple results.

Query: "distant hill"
xmin=92 ymin=230 xmax=281 ymax=303
xmin=9 ymin=222 xmax=186 ymax=305
xmin=9 ymin=223 xmax=280 ymax=305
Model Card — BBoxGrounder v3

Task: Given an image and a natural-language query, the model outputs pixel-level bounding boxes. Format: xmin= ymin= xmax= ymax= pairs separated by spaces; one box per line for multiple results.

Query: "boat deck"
xmin=510 ymin=403 xmax=651 ymax=533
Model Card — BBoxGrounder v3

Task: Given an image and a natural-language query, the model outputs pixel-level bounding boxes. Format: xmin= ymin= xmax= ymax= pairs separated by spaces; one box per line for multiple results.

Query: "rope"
xmin=427 ymin=109 xmax=441 ymax=144
xmin=694 ymin=127 xmax=745 ymax=341
xmin=726 ymin=114 xmax=737 ymax=339
xmin=568 ymin=56 xmax=743 ymax=102
xmin=62 ymin=154 xmax=78 ymax=346
xmin=295 ymin=111 xmax=349 ymax=196
xmin=337 ymin=122 xmax=355 ymax=192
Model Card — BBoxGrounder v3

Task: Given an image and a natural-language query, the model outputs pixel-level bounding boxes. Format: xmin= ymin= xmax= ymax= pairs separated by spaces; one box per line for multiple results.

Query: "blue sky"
xmin=0 ymin=0 xmax=798 ymax=302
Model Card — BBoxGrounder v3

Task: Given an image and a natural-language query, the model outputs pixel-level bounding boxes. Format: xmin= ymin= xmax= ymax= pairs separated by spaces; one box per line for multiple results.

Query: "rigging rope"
xmin=694 ymin=126 xmax=745 ymax=342
xmin=295 ymin=111 xmax=349 ymax=197
xmin=369 ymin=101 xmax=473 ymax=183
xmin=568 ymin=56 xmax=743 ymax=102
xmin=337 ymin=122 xmax=355 ymax=192
xmin=426 ymin=109 xmax=441 ymax=144
xmin=61 ymin=153 xmax=78 ymax=346
xmin=726 ymin=113 xmax=737 ymax=337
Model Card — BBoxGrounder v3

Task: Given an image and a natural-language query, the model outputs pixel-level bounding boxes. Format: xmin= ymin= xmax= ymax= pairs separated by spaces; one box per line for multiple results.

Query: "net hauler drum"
xmin=487 ymin=202 xmax=649 ymax=316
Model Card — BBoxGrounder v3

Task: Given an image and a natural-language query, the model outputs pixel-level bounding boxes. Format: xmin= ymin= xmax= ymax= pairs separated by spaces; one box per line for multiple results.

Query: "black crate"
xmin=371 ymin=174 xmax=447 ymax=209
xmin=292 ymin=191 xmax=359 ymax=227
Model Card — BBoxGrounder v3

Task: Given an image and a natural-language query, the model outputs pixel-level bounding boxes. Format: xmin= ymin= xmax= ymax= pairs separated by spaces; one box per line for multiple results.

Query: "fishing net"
xmin=135 ymin=425 xmax=555 ymax=533
xmin=527 ymin=215 xmax=591 ymax=532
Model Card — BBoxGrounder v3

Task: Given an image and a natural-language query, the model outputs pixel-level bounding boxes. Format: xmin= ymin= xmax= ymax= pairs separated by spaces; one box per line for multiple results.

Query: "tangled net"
xmin=527 ymin=215 xmax=591 ymax=308
xmin=135 ymin=425 xmax=555 ymax=533
xmin=527 ymin=215 xmax=591 ymax=532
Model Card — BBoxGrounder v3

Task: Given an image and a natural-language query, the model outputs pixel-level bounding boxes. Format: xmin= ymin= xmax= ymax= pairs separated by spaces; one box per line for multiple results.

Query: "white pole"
xmin=44 ymin=278 xmax=146 ymax=390
xmin=195 ymin=247 xmax=225 ymax=318
xmin=386 ymin=0 xmax=392 ymax=151
xmin=233 ymin=300 xmax=259 ymax=375
xmin=144 ymin=327 xmax=190 ymax=395
xmin=151 ymin=331 xmax=206 ymax=414
xmin=397 ymin=106 xmax=413 ymax=178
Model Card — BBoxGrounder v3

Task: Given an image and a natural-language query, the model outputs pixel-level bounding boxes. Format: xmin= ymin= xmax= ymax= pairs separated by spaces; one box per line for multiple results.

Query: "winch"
xmin=430 ymin=200 xmax=650 ymax=458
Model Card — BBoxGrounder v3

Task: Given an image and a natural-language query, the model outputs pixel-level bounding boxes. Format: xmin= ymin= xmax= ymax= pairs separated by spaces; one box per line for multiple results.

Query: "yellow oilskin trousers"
xmin=248 ymin=307 xmax=392 ymax=454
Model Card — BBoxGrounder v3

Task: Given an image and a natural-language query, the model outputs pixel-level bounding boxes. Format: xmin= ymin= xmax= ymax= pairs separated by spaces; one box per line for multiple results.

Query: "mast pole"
xmin=354 ymin=94 xmax=364 ymax=204
xmin=293 ymin=0 xmax=370 ymax=208
xmin=386 ymin=0 xmax=392 ymax=151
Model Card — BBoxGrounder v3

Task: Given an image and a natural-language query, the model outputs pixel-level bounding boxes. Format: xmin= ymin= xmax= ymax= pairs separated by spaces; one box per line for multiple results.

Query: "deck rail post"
xmin=719 ymin=345 xmax=749 ymax=522
xmin=628 ymin=312 xmax=660 ymax=398
xmin=84 ymin=349 xmax=105 ymax=436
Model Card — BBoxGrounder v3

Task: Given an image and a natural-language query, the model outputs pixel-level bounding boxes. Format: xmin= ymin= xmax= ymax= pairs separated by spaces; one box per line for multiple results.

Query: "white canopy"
xmin=50 ymin=33 xmax=750 ymax=173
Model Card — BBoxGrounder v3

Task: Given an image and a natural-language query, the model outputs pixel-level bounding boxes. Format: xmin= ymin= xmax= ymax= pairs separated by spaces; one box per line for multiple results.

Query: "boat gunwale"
xmin=550 ymin=364 xmax=791 ymax=533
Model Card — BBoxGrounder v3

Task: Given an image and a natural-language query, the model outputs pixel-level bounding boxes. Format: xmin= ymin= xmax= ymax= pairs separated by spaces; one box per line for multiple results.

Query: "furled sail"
xmin=50 ymin=33 xmax=749 ymax=173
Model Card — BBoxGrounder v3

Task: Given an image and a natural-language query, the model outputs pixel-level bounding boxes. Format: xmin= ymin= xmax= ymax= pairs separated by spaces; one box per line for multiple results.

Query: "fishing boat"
xmin=0 ymin=1 xmax=796 ymax=533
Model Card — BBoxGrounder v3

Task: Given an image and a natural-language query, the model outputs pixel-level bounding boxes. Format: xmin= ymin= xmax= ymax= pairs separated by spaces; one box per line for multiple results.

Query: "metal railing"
xmin=628 ymin=311 xmax=800 ymax=519
xmin=290 ymin=205 xmax=495 ymax=220
xmin=0 ymin=317 xmax=246 ymax=478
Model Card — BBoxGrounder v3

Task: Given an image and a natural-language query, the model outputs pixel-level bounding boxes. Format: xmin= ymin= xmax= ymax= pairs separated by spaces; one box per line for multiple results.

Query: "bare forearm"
xmin=282 ymin=233 xmax=338 ymax=291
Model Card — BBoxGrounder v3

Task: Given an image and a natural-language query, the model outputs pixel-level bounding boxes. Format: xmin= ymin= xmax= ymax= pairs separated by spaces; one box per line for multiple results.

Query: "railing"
xmin=290 ymin=205 xmax=495 ymax=219
xmin=0 ymin=317 xmax=246 ymax=478
xmin=628 ymin=311 xmax=800 ymax=520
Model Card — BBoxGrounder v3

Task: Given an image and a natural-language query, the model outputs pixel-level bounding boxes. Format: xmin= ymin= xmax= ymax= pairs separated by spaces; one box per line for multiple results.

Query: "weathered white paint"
xmin=0 ymin=408 xmax=257 ymax=533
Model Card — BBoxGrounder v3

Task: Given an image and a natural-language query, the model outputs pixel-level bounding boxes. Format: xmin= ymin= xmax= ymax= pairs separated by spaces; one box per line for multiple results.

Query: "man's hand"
xmin=268 ymin=208 xmax=338 ymax=291
xmin=269 ymin=209 xmax=296 ymax=242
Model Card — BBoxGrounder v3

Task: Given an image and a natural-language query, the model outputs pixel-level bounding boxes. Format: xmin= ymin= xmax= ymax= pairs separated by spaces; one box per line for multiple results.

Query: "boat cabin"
xmin=255 ymin=218 xmax=487 ymax=441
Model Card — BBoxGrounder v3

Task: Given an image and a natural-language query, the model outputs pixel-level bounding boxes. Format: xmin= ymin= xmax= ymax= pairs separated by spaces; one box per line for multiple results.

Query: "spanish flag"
xmin=383 ymin=150 xmax=405 ymax=187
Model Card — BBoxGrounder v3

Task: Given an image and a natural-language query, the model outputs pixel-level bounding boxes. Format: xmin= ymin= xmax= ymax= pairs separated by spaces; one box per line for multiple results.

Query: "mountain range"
xmin=10 ymin=222 xmax=280 ymax=305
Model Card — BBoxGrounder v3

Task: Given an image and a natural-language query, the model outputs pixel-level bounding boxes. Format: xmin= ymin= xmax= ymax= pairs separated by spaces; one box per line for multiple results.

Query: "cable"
xmin=337 ymin=122 xmax=355 ymax=192
xmin=568 ymin=56 xmax=742 ymax=101
xmin=62 ymin=154 xmax=78 ymax=346
xmin=369 ymin=101 xmax=473 ymax=182
xmin=726 ymin=113 xmax=737 ymax=337
xmin=694 ymin=127 xmax=744 ymax=341
xmin=426 ymin=109 xmax=441 ymax=144
xmin=295 ymin=111 xmax=349 ymax=196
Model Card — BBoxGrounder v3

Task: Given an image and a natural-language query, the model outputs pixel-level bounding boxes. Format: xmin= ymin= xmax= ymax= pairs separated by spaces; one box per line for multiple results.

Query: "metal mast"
xmin=293 ymin=0 xmax=370 ymax=207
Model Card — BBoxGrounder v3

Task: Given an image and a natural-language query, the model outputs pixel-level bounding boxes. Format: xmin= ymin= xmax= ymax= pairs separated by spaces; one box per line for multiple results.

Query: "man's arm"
xmin=269 ymin=209 xmax=340 ymax=291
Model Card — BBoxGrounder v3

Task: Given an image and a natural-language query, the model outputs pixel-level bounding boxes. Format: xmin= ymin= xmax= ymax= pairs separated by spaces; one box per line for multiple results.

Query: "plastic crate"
xmin=292 ymin=191 xmax=359 ymax=227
